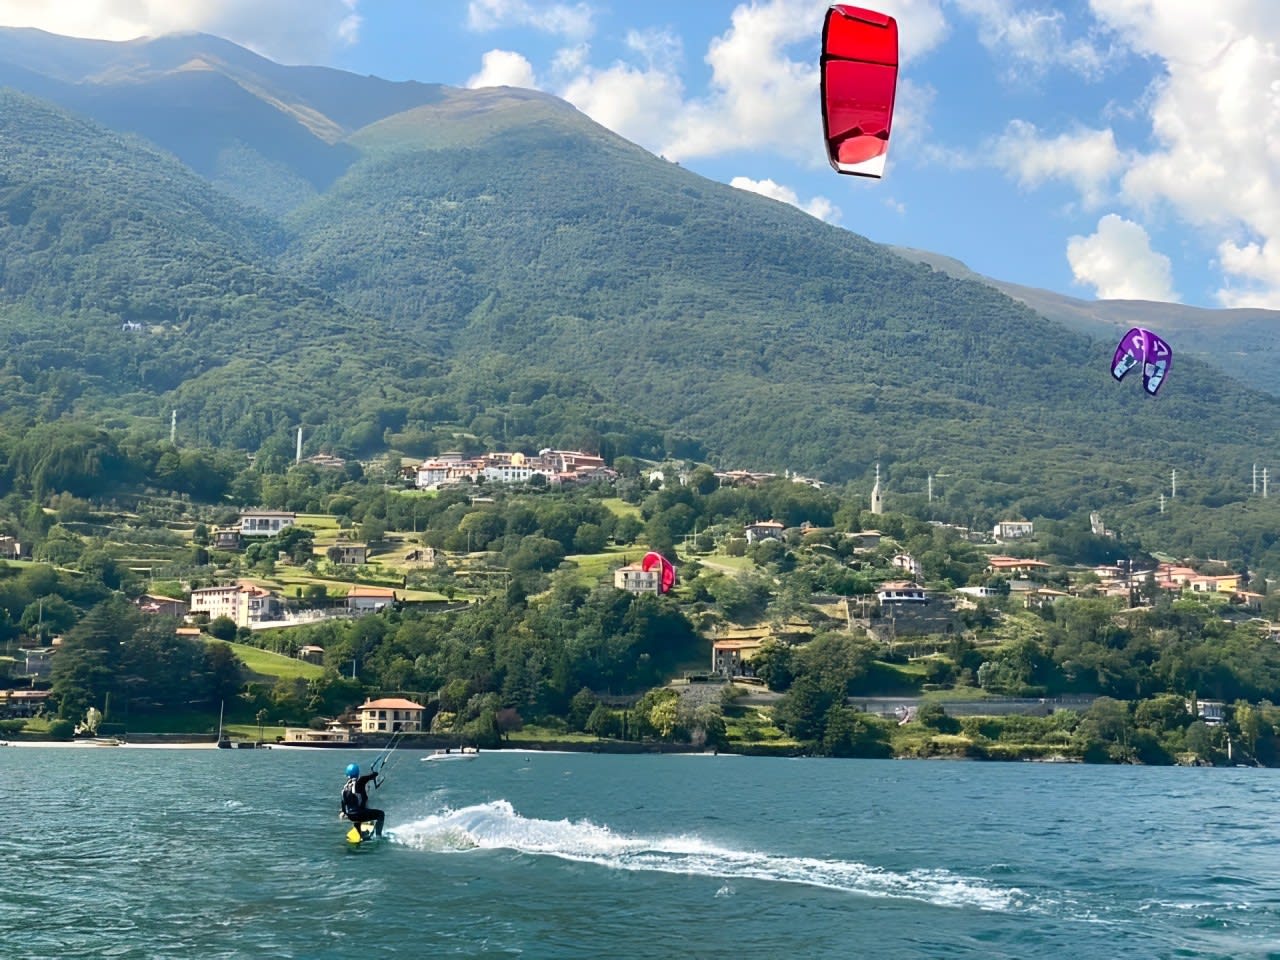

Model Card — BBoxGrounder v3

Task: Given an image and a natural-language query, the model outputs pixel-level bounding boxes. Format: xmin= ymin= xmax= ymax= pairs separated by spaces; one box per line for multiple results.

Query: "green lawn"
xmin=599 ymin=498 xmax=641 ymax=519
xmin=210 ymin=639 xmax=325 ymax=680
xmin=506 ymin=725 xmax=602 ymax=744
xmin=563 ymin=545 xmax=637 ymax=585
xmin=692 ymin=553 xmax=755 ymax=572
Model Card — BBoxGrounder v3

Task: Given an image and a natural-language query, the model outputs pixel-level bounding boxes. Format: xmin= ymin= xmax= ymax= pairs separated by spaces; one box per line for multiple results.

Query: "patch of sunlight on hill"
xmin=209 ymin=638 xmax=324 ymax=680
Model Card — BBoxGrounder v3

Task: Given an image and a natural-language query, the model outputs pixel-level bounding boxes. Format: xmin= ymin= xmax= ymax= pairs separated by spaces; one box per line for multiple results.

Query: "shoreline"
xmin=2 ymin=739 xmax=221 ymax=749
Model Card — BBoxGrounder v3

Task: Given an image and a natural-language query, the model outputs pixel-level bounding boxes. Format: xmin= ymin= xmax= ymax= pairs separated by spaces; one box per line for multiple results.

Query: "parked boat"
xmin=422 ymin=747 xmax=479 ymax=762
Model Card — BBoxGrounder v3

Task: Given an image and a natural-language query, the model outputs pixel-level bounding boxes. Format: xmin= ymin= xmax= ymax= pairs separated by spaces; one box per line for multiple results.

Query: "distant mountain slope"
xmin=0 ymin=27 xmax=447 ymax=213
xmin=2 ymin=32 xmax=1280 ymax=547
xmin=0 ymin=90 xmax=428 ymax=450
xmin=278 ymin=89 xmax=1280 ymax=490
xmin=893 ymin=246 xmax=1280 ymax=396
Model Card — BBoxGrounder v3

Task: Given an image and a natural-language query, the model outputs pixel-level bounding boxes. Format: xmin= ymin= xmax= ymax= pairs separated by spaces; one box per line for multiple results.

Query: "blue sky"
xmin=3 ymin=0 xmax=1278 ymax=309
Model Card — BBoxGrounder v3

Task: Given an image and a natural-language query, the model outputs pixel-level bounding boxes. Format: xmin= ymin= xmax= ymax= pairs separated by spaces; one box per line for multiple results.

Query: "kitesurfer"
xmin=340 ymin=762 xmax=385 ymax=838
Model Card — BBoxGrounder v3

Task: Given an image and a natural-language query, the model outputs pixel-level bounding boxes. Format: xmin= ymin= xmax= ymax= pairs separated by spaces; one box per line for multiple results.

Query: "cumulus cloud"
xmin=1067 ymin=214 xmax=1179 ymax=301
xmin=0 ymin=0 xmax=362 ymax=63
xmin=730 ymin=176 xmax=842 ymax=224
xmin=1086 ymin=0 xmax=1280 ymax=306
xmin=557 ymin=0 xmax=946 ymax=164
xmin=467 ymin=49 xmax=537 ymax=89
xmin=989 ymin=119 xmax=1125 ymax=207
xmin=558 ymin=31 xmax=687 ymax=148
xmin=466 ymin=0 xmax=594 ymax=41
xmin=953 ymin=0 xmax=1111 ymax=78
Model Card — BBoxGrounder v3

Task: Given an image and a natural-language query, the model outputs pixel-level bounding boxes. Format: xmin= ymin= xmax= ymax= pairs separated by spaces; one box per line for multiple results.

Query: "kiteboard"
xmin=346 ymin=821 xmax=378 ymax=845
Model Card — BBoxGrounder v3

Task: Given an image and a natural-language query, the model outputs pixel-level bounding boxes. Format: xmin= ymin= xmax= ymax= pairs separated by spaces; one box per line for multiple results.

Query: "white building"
xmin=877 ymin=581 xmax=928 ymax=604
xmin=240 ymin=510 xmax=297 ymax=538
xmin=190 ymin=581 xmax=283 ymax=627
xmin=359 ymin=697 xmax=425 ymax=733
xmin=614 ymin=563 xmax=660 ymax=594
xmin=744 ymin=520 xmax=784 ymax=543
xmin=892 ymin=553 xmax=923 ymax=578
xmin=346 ymin=586 xmax=396 ymax=613
xmin=993 ymin=520 xmax=1034 ymax=540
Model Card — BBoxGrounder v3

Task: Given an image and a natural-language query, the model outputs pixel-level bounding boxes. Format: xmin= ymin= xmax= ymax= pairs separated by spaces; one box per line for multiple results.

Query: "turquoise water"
xmin=6 ymin=747 xmax=1280 ymax=959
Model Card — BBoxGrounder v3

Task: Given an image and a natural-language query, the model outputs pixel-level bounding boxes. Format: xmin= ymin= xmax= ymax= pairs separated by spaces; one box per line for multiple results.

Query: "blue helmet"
xmin=345 ymin=763 xmax=360 ymax=778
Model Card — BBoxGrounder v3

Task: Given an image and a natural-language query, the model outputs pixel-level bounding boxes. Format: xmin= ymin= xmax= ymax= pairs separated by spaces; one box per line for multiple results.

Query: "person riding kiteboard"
xmin=340 ymin=762 xmax=385 ymax=840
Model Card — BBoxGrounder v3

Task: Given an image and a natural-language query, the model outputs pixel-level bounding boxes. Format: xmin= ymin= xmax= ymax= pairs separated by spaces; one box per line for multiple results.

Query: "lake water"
xmin=5 ymin=746 xmax=1279 ymax=959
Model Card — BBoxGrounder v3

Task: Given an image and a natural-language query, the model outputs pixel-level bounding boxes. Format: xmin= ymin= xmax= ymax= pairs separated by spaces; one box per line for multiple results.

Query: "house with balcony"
xmin=190 ymin=581 xmax=283 ymax=628
xmin=282 ymin=719 xmax=355 ymax=744
xmin=211 ymin=527 xmax=242 ymax=551
xmin=358 ymin=697 xmax=425 ymax=733
xmin=877 ymin=581 xmax=928 ymax=604
xmin=0 ymin=688 xmax=50 ymax=718
xmin=711 ymin=638 xmax=766 ymax=677
xmin=239 ymin=510 xmax=296 ymax=538
xmin=328 ymin=543 xmax=369 ymax=566
xmin=614 ymin=562 xmax=660 ymax=594
xmin=986 ymin=556 xmax=1051 ymax=577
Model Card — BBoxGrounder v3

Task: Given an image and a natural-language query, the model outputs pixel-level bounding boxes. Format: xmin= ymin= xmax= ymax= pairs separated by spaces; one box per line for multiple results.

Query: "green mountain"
xmin=1 ymin=30 xmax=1279 ymax=555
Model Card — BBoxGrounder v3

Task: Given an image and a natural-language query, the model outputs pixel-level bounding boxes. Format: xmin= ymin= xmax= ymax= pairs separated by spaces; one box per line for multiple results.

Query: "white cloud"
xmin=467 ymin=49 xmax=537 ymax=89
xmin=730 ymin=176 xmax=842 ymax=224
xmin=558 ymin=0 xmax=946 ymax=165
xmin=0 ymin=0 xmax=362 ymax=63
xmin=1087 ymin=0 xmax=1280 ymax=306
xmin=552 ymin=43 xmax=590 ymax=74
xmin=1067 ymin=214 xmax=1179 ymax=301
xmin=990 ymin=119 xmax=1125 ymax=207
xmin=953 ymin=0 xmax=1111 ymax=78
xmin=558 ymin=31 xmax=687 ymax=148
xmin=466 ymin=0 xmax=594 ymax=41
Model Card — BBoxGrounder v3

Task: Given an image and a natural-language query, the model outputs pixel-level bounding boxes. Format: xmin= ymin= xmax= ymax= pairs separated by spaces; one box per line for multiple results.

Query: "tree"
xmin=773 ymin=676 xmax=841 ymax=741
xmin=208 ymin=616 xmax=238 ymax=642
xmin=568 ymin=686 xmax=599 ymax=731
xmin=916 ymin=700 xmax=959 ymax=734
xmin=821 ymin=706 xmax=891 ymax=758
xmin=495 ymin=707 xmax=523 ymax=740
xmin=649 ymin=696 xmax=680 ymax=739
xmin=585 ymin=703 xmax=621 ymax=738
xmin=752 ymin=640 xmax=795 ymax=692
xmin=1234 ymin=700 xmax=1262 ymax=758
xmin=573 ymin=523 xmax=608 ymax=554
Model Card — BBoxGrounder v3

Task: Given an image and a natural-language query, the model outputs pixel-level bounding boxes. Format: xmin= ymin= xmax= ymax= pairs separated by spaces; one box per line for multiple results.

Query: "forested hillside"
xmin=1 ymin=31 xmax=1279 ymax=561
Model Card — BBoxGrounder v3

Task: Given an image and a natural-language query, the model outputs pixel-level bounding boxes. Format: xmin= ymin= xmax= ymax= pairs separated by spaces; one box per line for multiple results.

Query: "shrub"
xmin=208 ymin=616 xmax=237 ymax=641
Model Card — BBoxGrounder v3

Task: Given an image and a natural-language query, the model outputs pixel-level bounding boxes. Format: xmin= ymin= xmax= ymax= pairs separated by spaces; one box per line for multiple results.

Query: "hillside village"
xmin=2 ymin=441 xmax=1276 ymax=763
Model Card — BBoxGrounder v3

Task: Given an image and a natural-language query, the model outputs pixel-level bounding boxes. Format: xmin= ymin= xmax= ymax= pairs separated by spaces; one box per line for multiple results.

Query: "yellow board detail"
xmin=346 ymin=825 xmax=363 ymax=844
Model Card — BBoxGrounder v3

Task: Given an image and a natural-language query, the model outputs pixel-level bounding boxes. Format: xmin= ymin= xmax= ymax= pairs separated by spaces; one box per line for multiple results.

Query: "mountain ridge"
xmin=1 ymin=29 xmax=1279 ymax=559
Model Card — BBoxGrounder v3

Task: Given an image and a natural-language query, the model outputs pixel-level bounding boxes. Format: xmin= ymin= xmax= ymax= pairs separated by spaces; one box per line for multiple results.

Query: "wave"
xmin=390 ymin=800 xmax=1027 ymax=912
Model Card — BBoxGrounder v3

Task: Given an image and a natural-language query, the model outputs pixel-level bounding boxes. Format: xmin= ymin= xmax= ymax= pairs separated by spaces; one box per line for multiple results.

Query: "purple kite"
xmin=1111 ymin=327 xmax=1172 ymax=397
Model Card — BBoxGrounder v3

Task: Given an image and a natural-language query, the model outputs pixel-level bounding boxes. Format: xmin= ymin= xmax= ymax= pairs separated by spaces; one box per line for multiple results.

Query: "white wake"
xmin=389 ymin=800 xmax=1027 ymax=912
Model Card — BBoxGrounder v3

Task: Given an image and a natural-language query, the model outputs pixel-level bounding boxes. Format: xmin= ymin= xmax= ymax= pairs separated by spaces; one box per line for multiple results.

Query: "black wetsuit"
xmin=341 ymin=772 xmax=385 ymax=836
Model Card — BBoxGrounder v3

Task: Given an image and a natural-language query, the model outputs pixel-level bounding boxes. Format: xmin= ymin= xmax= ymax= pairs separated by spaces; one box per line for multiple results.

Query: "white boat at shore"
xmin=422 ymin=748 xmax=479 ymax=762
